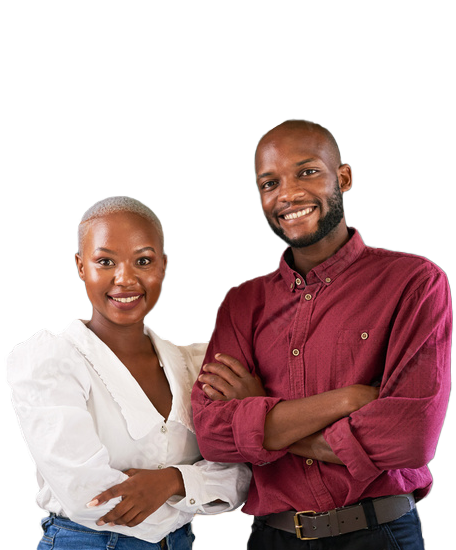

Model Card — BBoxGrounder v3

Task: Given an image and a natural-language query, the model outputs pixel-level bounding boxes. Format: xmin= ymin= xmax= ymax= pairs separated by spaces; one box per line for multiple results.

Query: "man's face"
xmin=255 ymin=127 xmax=351 ymax=249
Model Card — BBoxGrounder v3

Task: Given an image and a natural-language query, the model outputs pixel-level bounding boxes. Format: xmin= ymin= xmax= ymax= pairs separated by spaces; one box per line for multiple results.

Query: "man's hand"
xmin=199 ymin=353 xmax=266 ymax=401
xmin=87 ymin=468 xmax=185 ymax=527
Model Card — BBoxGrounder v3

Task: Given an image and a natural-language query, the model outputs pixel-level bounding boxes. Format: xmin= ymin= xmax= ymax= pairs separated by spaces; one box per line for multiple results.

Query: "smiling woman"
xmin=6 ymin=196 xmax=251 ymax=550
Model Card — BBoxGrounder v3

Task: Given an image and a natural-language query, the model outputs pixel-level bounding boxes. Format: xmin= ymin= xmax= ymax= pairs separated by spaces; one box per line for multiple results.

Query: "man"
xmin=191 ymin=120 xmax=451 ymax=549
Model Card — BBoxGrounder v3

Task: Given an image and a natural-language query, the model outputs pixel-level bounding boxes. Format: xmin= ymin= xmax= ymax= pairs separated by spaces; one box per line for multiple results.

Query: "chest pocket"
xmin=334 ymin=327 xmax=388 ymax=386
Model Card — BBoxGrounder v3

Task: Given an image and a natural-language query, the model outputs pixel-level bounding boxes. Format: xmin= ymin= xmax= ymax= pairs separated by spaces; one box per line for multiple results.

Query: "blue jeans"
xmin=248 ymin=509 xmax=425 ymax=550
xmin=37 ymin=515 xmax=194 ymax=550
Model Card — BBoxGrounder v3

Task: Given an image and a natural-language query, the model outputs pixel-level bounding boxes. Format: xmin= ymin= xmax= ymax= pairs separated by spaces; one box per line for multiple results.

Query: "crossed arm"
xmin=198 ymin=353 xmax=378 ymax=464
xmin=90 ymin=352 xmax=374 ymax=526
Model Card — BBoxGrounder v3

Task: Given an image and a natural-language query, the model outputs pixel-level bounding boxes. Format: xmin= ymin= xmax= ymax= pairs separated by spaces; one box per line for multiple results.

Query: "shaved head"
xmin=256 ymin=120 xmax=342 ymax=169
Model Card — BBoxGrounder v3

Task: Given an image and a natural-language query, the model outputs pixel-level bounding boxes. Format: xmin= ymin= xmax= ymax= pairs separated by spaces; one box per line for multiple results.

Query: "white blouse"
xmin=7 ymin=320 xmax=251 ymax=544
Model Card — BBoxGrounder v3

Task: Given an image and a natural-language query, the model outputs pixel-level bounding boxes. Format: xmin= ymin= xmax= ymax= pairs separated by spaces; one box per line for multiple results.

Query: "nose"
xmin=277 ymin=176 xmax=306 ymax=203
xmin=113 ymin=262 xmax=137 ymax=287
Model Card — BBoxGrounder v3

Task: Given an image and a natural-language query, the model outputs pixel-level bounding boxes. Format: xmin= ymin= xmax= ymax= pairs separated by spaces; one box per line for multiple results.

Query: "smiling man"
xmin=191 ymin=120 xmax=452 ymax=550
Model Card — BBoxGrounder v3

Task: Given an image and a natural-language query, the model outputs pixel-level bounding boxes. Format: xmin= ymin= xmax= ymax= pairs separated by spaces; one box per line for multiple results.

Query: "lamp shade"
xmin=193 ymin=149 xmax=257 ymax=195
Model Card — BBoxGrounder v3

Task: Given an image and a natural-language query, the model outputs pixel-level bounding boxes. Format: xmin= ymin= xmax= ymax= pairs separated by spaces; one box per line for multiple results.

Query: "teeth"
xmin=283 ymin=207 xmax=314 ymax=220
xmin=111 ymin=295 xmax=141 ymax=303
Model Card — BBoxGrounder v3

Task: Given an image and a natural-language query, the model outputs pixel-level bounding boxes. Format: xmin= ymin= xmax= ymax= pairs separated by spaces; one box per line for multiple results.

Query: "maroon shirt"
xmin=191 ymin=229 xmax=452 ymax=515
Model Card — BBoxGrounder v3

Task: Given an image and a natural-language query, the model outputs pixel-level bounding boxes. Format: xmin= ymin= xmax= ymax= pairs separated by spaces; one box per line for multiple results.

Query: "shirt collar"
xmin=279 ymin=228 xmax=366 ymax=291
xmin=62 ymin=320 xmax=194 ymax=440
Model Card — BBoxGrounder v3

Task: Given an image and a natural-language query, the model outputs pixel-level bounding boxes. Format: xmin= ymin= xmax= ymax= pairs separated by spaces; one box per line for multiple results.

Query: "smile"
xmin=110 ymin=295 xmax=142 ymax=303
xmin=282 ymin=206 xmax=316 ymax=220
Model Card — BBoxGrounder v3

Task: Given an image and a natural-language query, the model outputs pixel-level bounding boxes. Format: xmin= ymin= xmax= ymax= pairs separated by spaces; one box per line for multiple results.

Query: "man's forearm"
xmin=262 ymin=385 xmax=377 ymax=451
xmin=288 ymin=431 xmax=344 ymax=464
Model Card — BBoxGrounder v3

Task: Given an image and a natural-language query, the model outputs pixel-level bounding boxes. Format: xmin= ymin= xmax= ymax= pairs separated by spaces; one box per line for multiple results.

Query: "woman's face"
xmin=75 ymin=212 xmax=167 ymax=329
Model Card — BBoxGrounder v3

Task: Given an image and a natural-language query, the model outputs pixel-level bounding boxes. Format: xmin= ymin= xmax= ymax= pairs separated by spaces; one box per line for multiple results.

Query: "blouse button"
xmin=189 ymin=498 xmax=196 ymax=505
xmin=295 ymin=278 xmax=302 ymax=286
xmin=305 ymin=294 xmax=312 ymax=301
xmin=161 ymin=425 xmax=167 ymax=434
xmin=306 ymin=459 xmax=314 ymax=466
xmin=292 ymin=349 xmax=300 ymax=357
xmin=325 ymin=277 xmax=331 ymax=283
xmin=361 ymin=332 xmax=369 ymax=340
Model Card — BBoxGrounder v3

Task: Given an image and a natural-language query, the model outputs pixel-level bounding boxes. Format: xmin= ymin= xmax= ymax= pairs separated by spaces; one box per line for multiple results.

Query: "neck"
xmin=291 ymin=223 xmax=350 ymax=278
xmin=87 ymin=313 xmax=150 ymax=356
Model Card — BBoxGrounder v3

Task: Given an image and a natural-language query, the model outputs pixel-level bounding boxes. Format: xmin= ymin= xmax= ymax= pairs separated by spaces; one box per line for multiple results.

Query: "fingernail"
xmin=96 ymin=520 xmax=105 ymax=526
xmin=215 ymin=353 xmax=221 ymax=358
xmin=86 ymin=499 xmax=99 ymax=508
xmin=109 ymin=522 xmax=116 ymax=527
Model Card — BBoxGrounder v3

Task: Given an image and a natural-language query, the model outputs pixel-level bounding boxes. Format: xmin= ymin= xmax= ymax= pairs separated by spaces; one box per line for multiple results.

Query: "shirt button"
xmin=157 ymin=464 xmax=164 ymax=469
xmin=292 ymin=349 xmax=300 ymax=356
xmin=305 ymin=294 xmax=312 ymax=301
xmin=361 ymin=332 xmax=369 ymax=340
xmin=189 ymin=498 xmax=196 ymax=505
xmin=161 ymin=425 xmax=167 ymax=434
xmin=290 ymin=283 xmax=294 ymax=290
xmin=325 ymin=277 xmax=331 ymax=283
xmin=295 ymin=278 xmax=302 ymax=286
xmin=306 ymin=459 xmax=314 ymax=466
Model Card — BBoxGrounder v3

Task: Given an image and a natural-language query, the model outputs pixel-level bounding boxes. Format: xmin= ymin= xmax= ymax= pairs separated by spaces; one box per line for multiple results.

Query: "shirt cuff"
xmin=167 ymin=465 xmax=214 ymax=513
xmin=323 ymin=417 xmax=382 ymax=481
xmin=231 ymin=396 xmax=288 ymax=466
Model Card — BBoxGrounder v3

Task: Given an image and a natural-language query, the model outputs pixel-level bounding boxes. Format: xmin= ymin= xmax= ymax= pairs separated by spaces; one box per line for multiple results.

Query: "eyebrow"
xmin=93 ymin=246 xmax=157 ymax=255
xmin=256 ymin=158 xmax=317 ymax=180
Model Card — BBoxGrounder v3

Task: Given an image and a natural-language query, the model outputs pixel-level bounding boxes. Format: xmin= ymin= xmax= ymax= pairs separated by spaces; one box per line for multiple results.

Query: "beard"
xmin=266 ymin=180 xmax=345 ymax=248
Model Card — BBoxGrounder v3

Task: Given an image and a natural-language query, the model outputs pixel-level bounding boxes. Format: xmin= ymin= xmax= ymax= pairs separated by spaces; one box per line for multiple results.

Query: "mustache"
xmin=273 ymin=200 xmax=322 ymax=218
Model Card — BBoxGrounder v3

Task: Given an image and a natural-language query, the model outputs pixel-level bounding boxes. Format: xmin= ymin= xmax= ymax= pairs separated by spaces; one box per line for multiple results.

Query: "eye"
xmin=97 ymin=258 xmax=115 ymax=267
xmin=300 ymin=169 xmax=318 ymax=177
xmin=136 ymin=257 xmax=152 ymax=266
xmin=261 ymin=180 xmax=278 ymax=190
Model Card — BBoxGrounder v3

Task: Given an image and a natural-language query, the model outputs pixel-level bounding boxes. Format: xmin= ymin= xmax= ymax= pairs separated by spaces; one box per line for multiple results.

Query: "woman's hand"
xmin=87 ymin=467 xmax=185 ymax=527
xmin=199 ymin=353 xmax=266 ymax=401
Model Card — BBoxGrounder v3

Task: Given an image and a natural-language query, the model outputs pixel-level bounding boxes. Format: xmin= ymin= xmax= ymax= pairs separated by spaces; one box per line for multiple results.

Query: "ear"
xmin=162 ymin=254 xmax=168 ymax=276
xmin=338 ymin=164 xmax=352 ymax=193
xmin=75 ymin=253 xmax=85 ymax=281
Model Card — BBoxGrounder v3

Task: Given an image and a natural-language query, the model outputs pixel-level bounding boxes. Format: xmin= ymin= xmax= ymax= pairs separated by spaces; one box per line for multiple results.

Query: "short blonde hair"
xmin=78 ymin=196 xmax=164 ymax=253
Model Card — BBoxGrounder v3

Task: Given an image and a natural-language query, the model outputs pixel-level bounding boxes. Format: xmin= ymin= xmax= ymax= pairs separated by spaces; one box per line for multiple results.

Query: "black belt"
xmin=261 ymin=494 xmax=415 ymax=540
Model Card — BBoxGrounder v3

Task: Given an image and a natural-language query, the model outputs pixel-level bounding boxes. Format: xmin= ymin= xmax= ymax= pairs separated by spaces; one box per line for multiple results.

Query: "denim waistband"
xmin=42 ymin=513 xmax=192 ymax=542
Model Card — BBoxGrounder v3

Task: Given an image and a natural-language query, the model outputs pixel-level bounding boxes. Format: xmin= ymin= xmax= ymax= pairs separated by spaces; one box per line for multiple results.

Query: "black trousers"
xmin=247 ymin=509 xmax=424 ymax=550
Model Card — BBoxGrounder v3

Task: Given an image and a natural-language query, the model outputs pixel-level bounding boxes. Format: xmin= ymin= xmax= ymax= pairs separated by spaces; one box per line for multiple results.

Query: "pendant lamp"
xmin=193 ymin=128 xmax=257 ymax=195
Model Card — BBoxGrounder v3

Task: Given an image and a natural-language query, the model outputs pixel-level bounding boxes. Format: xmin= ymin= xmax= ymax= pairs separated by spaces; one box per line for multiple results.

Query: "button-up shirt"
xmin=191 ymin=229 xmax=452 ymax=516
xmin=8 ymin=320 xmax=250 ymax=543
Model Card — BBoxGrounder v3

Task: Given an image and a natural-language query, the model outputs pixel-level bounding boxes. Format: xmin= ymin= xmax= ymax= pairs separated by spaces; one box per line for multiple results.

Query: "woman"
xmin=7 ymin=196 xmax=251 ymax=549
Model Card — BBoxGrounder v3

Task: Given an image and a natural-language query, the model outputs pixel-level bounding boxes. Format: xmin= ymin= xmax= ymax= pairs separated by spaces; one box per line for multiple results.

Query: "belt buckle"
xmin=294 ymin=510 xmax=318 ymax=540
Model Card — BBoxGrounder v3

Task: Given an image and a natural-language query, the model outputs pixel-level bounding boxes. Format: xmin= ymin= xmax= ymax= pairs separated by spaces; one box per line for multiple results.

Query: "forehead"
xmin=84 ymin=212 xmax=162 ymax=249
xmin=255 ymin=128 xmax=336 ymax=174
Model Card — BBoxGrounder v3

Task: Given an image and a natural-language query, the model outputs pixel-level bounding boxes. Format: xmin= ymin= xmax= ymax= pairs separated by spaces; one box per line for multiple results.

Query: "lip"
xmin=107 ymin=293 xmax=144 ymax=310
xmin=278 ymin=205 xmax=318 ymax=222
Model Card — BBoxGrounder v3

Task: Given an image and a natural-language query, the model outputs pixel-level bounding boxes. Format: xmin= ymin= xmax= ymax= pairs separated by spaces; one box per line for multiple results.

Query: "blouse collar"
xmin=62 ymin=320 xmax=193 ymax=440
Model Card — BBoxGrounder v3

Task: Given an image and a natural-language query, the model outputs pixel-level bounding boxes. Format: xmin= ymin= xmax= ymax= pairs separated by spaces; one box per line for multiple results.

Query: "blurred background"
xmin=4 ymin=117 xmax=454 ymax=550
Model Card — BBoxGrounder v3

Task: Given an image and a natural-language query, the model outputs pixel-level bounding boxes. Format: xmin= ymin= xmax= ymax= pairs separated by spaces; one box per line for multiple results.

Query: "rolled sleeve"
xmin=323 ymin=417 xmax=382 ymax=481
xmin=231 ymin=397 xmax=288 ymax=465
